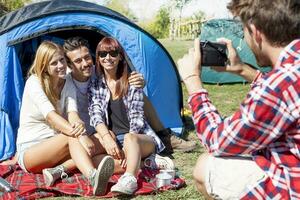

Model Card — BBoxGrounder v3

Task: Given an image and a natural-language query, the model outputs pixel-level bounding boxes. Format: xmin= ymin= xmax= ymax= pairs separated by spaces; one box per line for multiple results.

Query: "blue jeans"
xmin=115 ymin=133 xmax=126 ymax=148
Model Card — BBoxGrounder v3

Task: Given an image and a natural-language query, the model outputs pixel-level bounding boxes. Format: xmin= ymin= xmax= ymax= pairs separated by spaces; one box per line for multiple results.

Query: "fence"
xmin=169 ymin=19 xmax=203 ymax=40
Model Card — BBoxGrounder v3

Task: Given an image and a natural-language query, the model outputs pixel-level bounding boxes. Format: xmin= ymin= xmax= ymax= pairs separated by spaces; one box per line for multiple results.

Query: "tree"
xmin=105 ymin=0 xmax=137 ymax=21
xmin=0 ymin=2 xmax=9 ymax=16
xmin=169 ymin=0 xmax=192 ymax=39
xmin=0 ymin=0 xmax=26 ymax=16
xmin=142 ymin=7 xmax=170 ymax=39
xmin=173 ymin=0 xmax=192 ymax=22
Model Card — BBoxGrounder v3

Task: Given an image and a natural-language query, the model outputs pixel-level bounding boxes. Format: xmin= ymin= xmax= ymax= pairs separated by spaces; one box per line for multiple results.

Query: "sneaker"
xmin=42 ymin=165 xmax=68 ymax=187
xmin=90 ymin=155 xmax=114 ymax=196
xmin=144 ymin=154 xmax=175 ymax=170
xmin=111 ymin=173 xmax=137 ymax=195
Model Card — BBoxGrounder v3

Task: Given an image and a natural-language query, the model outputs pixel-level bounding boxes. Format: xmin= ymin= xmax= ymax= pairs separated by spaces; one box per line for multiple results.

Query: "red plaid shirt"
xmin=189 ymin=39 xmax=300 ymax=199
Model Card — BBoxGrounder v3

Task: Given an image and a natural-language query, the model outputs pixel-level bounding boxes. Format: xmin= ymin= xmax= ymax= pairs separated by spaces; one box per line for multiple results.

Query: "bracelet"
xmin=183 ymin=74 xmax=198 ymax=81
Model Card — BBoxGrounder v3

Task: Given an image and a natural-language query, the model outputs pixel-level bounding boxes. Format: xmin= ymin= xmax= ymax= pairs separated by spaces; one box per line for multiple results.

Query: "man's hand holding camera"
xmin=177 ymin=38 xmax=259 ymax=94
xmin=177 ymin=38 xmax=203 ymax=94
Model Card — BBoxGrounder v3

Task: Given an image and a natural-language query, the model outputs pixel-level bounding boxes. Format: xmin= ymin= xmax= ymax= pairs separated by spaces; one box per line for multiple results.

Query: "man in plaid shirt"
xmin=177 ymin=0 xmax=300 ymax=199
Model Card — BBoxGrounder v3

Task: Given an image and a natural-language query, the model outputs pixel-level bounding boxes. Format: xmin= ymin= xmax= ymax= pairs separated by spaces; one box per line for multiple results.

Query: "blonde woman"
xmin=16 ymin=41 xmax=114 ymax=196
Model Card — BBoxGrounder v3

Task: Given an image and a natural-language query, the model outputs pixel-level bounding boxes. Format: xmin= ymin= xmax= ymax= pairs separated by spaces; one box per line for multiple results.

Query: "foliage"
xmin=0 ymin=0 xmax=26 ymax=16
xmin=170 ymin=0 xmax=192 ymax=18
xmin=105 ymin=0 xmax=137 ymax=21
xmin=188 ymin=10 xmax=205 ymax=21
xmin=141 ymin=7 xmax=170 ymax=39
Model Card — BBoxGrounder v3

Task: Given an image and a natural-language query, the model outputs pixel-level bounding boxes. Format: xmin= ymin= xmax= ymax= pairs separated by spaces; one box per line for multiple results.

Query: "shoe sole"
xmin=42 ymin=169 xmax=54 ymax=187
xmin=111 ymin=187 xmax=134 ymax=195
xmin=93 ymin=156 xmax=115 ymax=196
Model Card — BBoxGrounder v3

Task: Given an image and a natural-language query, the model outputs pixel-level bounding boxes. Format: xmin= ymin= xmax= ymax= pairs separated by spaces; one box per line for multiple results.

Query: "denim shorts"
xmin=16 ymin=141 xmax=40 ymax=172
xmin=115 ymin=133 xmax=126 ymax=148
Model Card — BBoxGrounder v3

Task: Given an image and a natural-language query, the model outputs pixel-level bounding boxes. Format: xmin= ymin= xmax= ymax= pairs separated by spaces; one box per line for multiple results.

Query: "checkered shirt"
xmin=189 ymin=39 xmax=300 ymax=199
xmin=88 ymin=75 xmax=165 ymax=153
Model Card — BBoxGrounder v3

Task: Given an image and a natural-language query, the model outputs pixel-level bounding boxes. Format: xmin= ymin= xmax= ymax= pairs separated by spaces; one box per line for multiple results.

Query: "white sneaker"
xmin=91 ymin=155 xmax=114 ymax=196
xmin=43 ymin=165 xmax=68 ymax=186
xmin=111 ymin=173 xmax=137 ymax=195
xmin=144 ymin=154 xmax=175 ymax=170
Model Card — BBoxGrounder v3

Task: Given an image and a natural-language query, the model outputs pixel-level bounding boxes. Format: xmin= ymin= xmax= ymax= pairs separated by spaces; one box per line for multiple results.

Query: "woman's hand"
xmin=128 ymin=71 xmax=144 ymax=88
xmin=102 ymin=134 xmax=122 ymax=160
xmin=119 ymin=155 xmax=127 ymax=169
xmin=78 ymin=135 xmax=95 ymax=156
xmin=69 ymin=122 xmax=86 ymax=137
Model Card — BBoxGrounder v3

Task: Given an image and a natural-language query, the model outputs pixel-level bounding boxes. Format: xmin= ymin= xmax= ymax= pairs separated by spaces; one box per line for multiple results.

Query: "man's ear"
xmin=249 ymin=24 xmax=262 ymax=49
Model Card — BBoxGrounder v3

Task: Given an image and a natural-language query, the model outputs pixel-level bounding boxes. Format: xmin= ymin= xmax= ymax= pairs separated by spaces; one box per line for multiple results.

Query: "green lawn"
xmin=46 ymin=39 xmax=250 ymax=200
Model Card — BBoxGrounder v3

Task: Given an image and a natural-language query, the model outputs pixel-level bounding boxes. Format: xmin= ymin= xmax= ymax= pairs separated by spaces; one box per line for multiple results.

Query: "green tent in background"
xmin=200 ymin=19 xmax=270 ymax=84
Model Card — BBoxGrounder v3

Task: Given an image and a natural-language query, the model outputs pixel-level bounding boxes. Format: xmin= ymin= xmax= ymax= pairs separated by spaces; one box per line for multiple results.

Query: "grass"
xmin=46 ymin=39 xmax=250 ymax=200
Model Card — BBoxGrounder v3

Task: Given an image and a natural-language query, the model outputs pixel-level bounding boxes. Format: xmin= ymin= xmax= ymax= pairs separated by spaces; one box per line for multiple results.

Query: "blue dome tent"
xmin=0 ymin=0 xmax=183 ymax=161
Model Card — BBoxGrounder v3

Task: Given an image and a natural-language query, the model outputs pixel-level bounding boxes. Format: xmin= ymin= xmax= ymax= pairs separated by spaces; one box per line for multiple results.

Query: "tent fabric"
xmin=200 ymin=19 xmax=271 ymax=84
xmin=0 ymin=0 xmax=128 ymax=35
xmin=0 ymin=0 xmax=183 ymax=161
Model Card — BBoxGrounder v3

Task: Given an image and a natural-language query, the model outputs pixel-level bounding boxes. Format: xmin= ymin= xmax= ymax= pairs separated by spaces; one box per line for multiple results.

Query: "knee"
xmin=124 ymin=133 xmax=138 ymax=145
xmin=193 ymin=153 xmax=209 ymax=187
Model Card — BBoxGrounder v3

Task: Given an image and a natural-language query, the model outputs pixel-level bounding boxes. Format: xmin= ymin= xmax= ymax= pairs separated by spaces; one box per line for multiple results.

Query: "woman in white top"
xmin=16 ymin=41 xmax=114 ymax=196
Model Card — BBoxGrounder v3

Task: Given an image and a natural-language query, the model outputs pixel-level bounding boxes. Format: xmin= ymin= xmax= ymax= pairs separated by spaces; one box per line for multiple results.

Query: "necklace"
xmin=71 ymin=77 xmax=89 ymax=96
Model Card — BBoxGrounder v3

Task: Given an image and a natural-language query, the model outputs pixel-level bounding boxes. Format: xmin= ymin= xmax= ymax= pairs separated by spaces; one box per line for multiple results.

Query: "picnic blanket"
xmin=0 ymin=164 xmax=185 ymax=199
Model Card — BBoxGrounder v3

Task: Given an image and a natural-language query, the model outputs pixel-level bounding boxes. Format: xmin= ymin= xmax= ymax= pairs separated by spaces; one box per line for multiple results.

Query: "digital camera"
xmin=200 ymin=41 xmax=228 ymax=66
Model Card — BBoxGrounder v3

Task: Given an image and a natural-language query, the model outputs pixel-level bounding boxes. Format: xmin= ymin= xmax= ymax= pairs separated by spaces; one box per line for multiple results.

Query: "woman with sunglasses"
xmin=16 ymin=41 xmax=114 ymax=196
xmin=88 ymin=37 xmax=169 ymax=195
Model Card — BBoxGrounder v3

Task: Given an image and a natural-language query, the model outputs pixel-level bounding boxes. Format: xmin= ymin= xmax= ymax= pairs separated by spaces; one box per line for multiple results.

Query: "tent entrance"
xmin=12 ymin=27 xmax=108 ymax=79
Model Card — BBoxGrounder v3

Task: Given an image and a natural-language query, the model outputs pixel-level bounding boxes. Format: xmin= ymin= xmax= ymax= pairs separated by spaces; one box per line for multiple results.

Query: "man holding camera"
xmin=177 ymin=0 xmax=300 ymax=199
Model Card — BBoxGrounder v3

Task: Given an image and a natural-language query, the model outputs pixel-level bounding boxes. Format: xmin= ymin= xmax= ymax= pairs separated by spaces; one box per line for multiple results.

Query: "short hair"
xmin=63 ymin=36 xmax=90 ymax=64
xmin=227 ymin=0 xmax=300 ymax=47
xmin=63 ymin=36 xmax=90 ymax=52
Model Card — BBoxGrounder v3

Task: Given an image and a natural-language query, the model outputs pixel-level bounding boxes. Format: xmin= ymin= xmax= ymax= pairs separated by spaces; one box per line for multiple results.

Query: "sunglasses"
xmin=98 ymin=50 xmax=119 ymax=58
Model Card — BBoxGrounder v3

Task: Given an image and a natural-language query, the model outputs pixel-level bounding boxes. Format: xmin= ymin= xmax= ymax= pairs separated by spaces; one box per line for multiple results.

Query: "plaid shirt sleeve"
xmin=126 ymin=86 xmax=145 ymax=133
xmin=88 ymin=78 xmax=106 ymax=128
xmin=188 ymin=73 xmax=295 ymax=156
xmin=189 ymin=39 xmax=300 ymax=199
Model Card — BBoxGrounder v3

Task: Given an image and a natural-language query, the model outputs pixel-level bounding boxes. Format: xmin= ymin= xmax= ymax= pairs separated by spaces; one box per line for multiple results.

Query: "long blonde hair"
xmin=28 ymin=41 xmax=64 ymax=108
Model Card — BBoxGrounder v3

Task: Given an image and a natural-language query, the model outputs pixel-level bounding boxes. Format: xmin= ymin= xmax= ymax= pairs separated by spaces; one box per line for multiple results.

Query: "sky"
xmin=30 ymin=0 xmax=232 ymax=20
xmin=128 ymin=0 xmax=232 ymax=20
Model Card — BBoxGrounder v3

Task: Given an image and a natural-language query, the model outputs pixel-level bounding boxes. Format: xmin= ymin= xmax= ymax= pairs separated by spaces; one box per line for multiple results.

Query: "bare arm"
xmin=46 ymin=111 xmax=83 ymax=137
xmin=177 ymin=39 xmax=204 ymax=95
xmin=95 ymin=123 xmax=122 ymax=159
xmin=68 ymin=111 xmax=86 ymax=131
